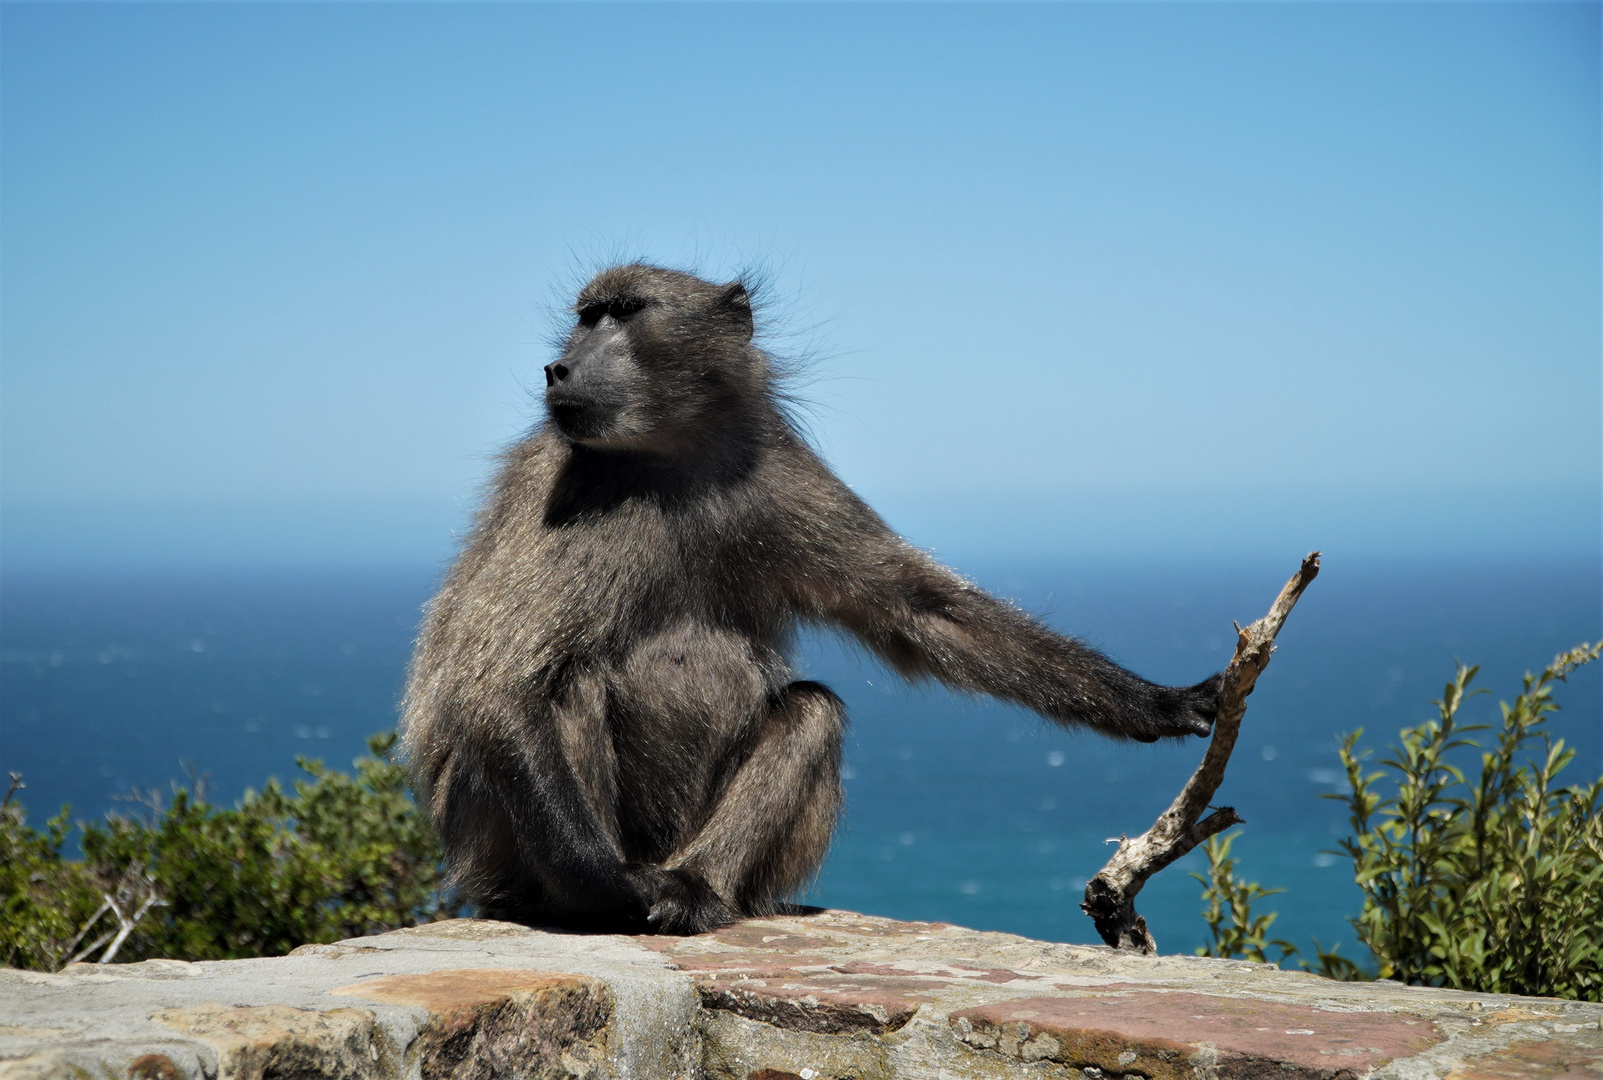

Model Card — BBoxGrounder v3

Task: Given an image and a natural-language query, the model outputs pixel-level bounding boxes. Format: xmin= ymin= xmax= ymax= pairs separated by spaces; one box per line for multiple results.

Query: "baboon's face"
xmin=545 ymin=266 xmax=758 ymax=453
xmin=544 ymin=298 xmax=648 ymax=446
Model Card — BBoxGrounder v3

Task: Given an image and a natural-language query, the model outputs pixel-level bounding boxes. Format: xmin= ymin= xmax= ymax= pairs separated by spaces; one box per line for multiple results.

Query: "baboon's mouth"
xmin=547 ymin=397 xmax=618 ymax=441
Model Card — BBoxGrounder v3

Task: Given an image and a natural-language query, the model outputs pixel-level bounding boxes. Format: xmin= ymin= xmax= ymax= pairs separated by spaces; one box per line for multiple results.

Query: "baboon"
xmin=401 ymin=264 xmax=1221 ymax=935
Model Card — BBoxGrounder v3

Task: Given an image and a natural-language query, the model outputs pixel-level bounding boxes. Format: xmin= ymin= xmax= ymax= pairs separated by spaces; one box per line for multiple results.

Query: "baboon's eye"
xmin=578 ymin=298 xmax=647 ymax=328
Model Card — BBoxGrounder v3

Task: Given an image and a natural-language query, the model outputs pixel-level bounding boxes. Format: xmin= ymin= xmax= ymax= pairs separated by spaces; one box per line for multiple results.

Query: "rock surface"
xmin=2 ymin=910 xmax=1599 ymax=1079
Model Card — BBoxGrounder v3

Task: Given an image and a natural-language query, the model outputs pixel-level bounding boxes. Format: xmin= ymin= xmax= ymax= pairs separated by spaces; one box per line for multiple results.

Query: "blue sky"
xmin=2 ymin=2 xmax=1598 ymax=567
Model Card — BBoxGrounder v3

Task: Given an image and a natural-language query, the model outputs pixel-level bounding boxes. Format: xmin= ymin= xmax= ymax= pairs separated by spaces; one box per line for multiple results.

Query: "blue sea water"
xmin=2 ymin=555 xmax=1598 ymax=959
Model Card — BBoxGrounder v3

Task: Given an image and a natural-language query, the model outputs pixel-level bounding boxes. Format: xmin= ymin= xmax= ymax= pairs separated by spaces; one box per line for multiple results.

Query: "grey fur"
xmin=401 ymin=264 xmax=1219 ymax=934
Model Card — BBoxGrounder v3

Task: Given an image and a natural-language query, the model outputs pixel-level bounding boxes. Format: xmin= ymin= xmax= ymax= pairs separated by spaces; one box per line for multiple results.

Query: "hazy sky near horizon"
xmin=2 ymin=2 xmax=1598 ymax=565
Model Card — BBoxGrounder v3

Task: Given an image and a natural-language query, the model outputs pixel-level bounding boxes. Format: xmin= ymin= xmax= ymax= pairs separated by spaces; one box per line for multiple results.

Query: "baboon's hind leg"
xmin=433 ymin=749 xmax=548 ymax=922
xmin=666 ymin=681 xmax=845 ymax=915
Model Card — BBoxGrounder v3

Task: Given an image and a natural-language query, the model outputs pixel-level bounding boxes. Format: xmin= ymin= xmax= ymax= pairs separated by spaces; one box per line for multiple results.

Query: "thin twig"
xmin=1080 ymin=552 xmax=1320 ymax=953
xmin=59 ymin=862 xmax=166 ymax=969
xmin=62 ymin=898 xmax=114 ymax=962
xmin=100 ymin=891 xmax=165 ymax=965
xmin=67 ymin=928 xmax=116 ymax=968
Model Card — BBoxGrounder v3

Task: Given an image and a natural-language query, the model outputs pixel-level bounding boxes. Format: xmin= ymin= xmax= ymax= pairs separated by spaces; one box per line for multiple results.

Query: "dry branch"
xmin=61 ymin=861 xmax=166 ymax=969
xmin=1080 ymin=551 xmax=1320 ymax=954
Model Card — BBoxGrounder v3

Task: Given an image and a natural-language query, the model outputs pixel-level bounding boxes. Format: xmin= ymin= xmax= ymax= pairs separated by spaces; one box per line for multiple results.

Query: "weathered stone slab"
xmin=1 ymin=911 xmax=1599 ymax=1080
xmin=950 ymin=990 xmax=1440 ymax=1077
xmin=1447 ymin=1023 xmax=1603 ymax=1080
xmin=694 ymin=970 xmax=942 ymax=1034
xmin=333 ymin=969 xmax=610 ymax=1079
xmin=152 ymin=1003 xmax=382 ymax=1080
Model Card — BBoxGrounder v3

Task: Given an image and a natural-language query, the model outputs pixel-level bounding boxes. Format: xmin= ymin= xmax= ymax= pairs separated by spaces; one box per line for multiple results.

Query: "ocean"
xmin=2 ymin=554 xmax=1597 ymax=959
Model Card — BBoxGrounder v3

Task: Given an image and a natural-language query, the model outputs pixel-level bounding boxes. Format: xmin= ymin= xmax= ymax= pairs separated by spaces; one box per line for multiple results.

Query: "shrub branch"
xmin=1081 ymin=551 xmax=1320 ymax=953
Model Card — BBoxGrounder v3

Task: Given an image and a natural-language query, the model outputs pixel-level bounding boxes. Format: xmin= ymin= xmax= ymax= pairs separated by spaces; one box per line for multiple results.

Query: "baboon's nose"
xmin=544 ymin=363 xmax=569 ymax=387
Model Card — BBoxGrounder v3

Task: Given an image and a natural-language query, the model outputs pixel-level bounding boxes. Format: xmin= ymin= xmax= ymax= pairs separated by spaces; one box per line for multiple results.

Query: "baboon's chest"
xmin=545 ymin=499 xmax=785 ymax=635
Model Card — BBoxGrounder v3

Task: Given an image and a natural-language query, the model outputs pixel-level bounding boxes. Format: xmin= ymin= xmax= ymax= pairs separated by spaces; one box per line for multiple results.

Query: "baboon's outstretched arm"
xmin=781 ymin=478 xmax=1217 ymax=743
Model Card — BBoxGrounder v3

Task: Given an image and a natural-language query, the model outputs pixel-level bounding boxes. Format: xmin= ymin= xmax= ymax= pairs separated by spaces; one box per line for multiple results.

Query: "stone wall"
xmin=2 ymin=910 xmax=1599 ymax=1079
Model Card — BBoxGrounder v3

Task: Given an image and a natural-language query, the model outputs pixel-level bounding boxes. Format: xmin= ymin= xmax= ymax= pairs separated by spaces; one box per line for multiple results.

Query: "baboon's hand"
xmin=1132 ymin=673 xmax=1222 ymax=742
xmin=644 ymin=867 xmax=736 ymax=936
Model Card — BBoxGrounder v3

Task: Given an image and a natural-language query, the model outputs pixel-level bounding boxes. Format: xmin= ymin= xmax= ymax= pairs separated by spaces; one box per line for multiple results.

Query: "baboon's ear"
xmin=719 ymin=282 xmax=754 ymax=341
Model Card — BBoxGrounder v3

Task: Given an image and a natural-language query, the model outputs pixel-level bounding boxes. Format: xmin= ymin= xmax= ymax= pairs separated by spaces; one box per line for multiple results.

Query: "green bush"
xmin=0 ymin=733 xmax=454 ymax=971
xmin=0 ymin=791 xmax=103 ymax=971
xmin=1335 ymin=641 xmax=1602 ymax=998
xmin=1193 ymin=831 xmax=1361 ymax=979
xmin=1196 ymin=642 xmax=1602 ymax=1000
xmin=1192 ymin=830 xmax=1296 ymax=964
